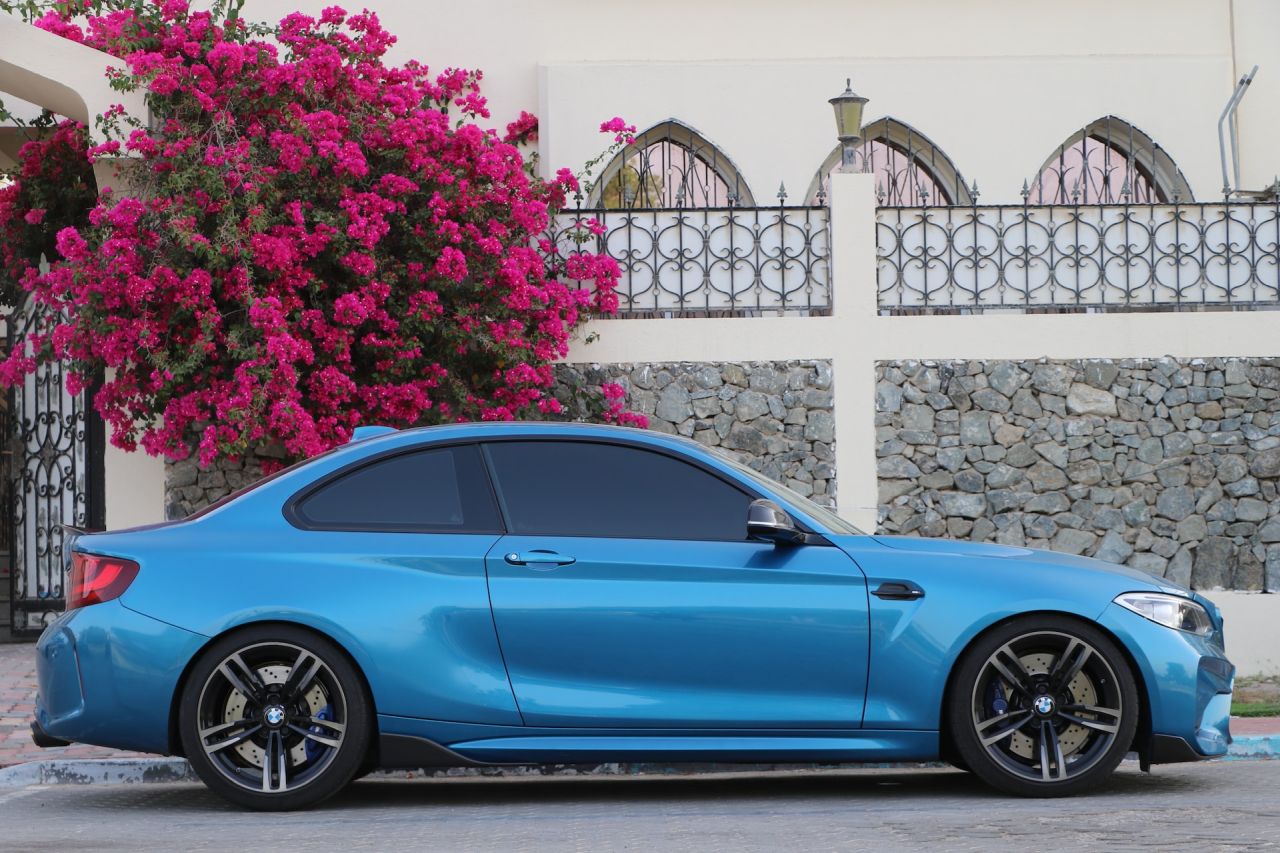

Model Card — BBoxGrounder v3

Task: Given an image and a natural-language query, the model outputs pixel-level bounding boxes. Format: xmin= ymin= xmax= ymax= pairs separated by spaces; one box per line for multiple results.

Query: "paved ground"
xmin=0 ymin=761 xmax=1274 ymax=851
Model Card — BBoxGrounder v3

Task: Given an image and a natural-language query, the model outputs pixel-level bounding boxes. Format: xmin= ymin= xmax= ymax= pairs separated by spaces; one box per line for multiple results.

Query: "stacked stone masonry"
xmin=556 ymin=361 xmax=837 ymax=507
xmin=876 ymin=357 xmax=1280 ymax=592
xmin=166 ymin=451 xmax=274 ymax=520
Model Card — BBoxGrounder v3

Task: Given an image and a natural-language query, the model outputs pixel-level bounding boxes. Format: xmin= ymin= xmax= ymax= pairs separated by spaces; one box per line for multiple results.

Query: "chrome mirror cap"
xmin=747 ymin=499 xmax=807 ymax=546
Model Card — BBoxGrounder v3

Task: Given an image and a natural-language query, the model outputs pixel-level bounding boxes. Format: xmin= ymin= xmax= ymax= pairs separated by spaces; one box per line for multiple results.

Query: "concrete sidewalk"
xmin=2 ymin=641 xmax=1277 ymax=771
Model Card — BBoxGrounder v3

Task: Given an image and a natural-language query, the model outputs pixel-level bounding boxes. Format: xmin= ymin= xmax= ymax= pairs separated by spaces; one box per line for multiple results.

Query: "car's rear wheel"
xmin=948 ymin=616 xmax=1139 ymax=797
xmin=179 ymin=625 xmax=371 ymax=811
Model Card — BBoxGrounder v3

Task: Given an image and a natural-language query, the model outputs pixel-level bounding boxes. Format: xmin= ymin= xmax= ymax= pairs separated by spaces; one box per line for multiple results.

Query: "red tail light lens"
xmin=68 ymin=553 xmax=139 ymax=610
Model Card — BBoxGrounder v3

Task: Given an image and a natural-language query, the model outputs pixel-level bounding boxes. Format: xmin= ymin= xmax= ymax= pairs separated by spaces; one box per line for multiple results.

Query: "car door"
xmin=481 ymin=438 xmax=869 ymax=729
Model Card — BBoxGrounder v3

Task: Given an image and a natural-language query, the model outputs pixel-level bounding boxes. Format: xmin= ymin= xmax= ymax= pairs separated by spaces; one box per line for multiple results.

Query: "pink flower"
xmin=599 ymin=116 xmax=637 ymax=145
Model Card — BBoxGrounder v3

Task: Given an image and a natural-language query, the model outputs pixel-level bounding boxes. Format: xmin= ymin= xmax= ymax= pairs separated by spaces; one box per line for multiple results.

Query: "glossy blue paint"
xmin=31 ymin=422 xmax=1233 ymax=769
xmin=486 ymin=535 xmax=867 ymax=727
xmin=35 ymin=600 xmax=206 ymax=753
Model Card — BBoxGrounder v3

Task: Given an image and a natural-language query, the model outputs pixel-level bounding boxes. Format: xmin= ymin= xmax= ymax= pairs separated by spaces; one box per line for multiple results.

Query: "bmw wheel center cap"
xmin=265 ymin=705 xmax=286 ymax=727
xmin=1033 ymin=695 xmax=1055 ymax=716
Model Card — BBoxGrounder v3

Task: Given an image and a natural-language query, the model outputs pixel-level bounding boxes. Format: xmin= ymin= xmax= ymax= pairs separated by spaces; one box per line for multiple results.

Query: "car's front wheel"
xmin=948 ymin=616 xmax=1139 ymax=797
xmin=179 ymin=625 xmax=371 ymax=811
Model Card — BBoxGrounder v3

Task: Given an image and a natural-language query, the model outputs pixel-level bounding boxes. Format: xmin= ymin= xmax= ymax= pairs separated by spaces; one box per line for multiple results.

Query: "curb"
xmin=0 ymin=736 xmax=1275 ymax=787
xmin=0 ymin=757 xmax=195 ymax=787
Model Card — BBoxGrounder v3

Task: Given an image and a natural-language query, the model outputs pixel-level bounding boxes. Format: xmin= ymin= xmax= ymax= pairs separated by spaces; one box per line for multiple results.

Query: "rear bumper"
xmin=33 ymin=600 xmax=208 ymax=755
xmin=1098 ymin=602 xmax=1234 ymax=763
xmin=30 ymin=719 xmax=70 ymax=748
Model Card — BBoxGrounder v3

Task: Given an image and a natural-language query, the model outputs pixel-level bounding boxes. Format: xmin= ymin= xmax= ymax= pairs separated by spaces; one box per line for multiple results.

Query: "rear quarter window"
xmin=290 ymin=444 xmax=502 ymax=533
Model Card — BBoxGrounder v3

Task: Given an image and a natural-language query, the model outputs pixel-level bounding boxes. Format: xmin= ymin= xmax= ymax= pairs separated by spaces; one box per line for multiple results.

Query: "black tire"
xmin=179 ymin=624 xmax=372 ymax=811
xmin=947 ymin=615 xmax=1139 ymax=797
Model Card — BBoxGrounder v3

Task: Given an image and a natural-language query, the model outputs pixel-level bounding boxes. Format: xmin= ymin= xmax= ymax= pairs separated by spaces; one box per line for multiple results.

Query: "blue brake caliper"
xmin=989 ymin=678 xmax=1008 ymax=715
xmin=305 ymin=705 xmax=333 ymax=762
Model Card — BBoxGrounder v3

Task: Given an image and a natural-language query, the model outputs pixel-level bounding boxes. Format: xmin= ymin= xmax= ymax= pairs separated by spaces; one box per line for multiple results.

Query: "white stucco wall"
xmin=256 ymin=0 xmax=1273 ymax=199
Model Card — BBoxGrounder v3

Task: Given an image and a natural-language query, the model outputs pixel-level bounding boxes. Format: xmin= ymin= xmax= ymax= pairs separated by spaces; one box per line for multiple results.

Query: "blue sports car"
xmin=32 ymin=422 xmax=1233 ymax=810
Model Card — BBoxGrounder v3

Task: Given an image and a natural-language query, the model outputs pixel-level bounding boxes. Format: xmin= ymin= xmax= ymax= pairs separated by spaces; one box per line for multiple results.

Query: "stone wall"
xmin=556 ymin=361 xmax=836 ymax=506
xmin=165 ymin=451 xmax=275 ymax=520
xmin=876 ymin=358 xmax=1280 ymax=591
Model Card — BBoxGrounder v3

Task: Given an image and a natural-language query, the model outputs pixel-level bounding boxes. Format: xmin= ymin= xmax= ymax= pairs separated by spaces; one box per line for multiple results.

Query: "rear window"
xmin=291 ymin=444 xmax=502 ymax=533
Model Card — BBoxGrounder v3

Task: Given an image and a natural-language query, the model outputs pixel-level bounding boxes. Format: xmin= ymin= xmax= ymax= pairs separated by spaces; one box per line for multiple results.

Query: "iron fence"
xmin=550 ymin=204 xmax=831 ymax=316
xmin=877 ymin=200 xmax=1280 ymax=312
xmin=5 ymin=300 xmax=102 ymax=636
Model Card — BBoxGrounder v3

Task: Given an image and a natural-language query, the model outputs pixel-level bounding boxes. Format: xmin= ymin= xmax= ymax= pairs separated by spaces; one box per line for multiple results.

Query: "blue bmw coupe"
xmin=32 ymin=422 xmax=1233 ymax=809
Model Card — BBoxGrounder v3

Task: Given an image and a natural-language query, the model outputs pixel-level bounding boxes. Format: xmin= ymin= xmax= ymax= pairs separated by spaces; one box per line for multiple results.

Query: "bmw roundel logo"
xmin=265 ymin=705 xmax=286 ymax=726
xmin=1033 ymin=695 xmax=1055 ymax=716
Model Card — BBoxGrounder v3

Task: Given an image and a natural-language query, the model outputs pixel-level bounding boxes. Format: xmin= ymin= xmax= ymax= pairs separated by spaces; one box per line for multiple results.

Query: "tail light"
xmin=68 ymin=553 xmax=139 ymax=610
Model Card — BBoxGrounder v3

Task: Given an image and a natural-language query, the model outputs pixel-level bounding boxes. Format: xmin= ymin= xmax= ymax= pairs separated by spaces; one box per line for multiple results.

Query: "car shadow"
xmin=319 ymin=761 xmax=1202 ymax=812
xmin=16 ymin=761 xmax=1211 ymax=814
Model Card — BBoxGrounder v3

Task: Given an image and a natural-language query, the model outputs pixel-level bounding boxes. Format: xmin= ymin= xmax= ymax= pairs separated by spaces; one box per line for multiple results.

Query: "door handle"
xmin=872 ymin=580 xmax=925 ymax=601
xmin=504 ymin=550 xmax=576 ymax=567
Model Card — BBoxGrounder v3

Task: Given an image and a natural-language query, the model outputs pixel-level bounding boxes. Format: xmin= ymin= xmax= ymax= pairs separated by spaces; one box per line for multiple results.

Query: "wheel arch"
xmin=166 ymin=619 xmax=381 ymax=757
xmin=936 ymin=609 xmax=1151 ymax=765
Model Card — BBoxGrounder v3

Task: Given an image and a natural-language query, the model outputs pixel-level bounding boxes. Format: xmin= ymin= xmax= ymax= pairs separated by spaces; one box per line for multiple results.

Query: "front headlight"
xmin=1115 ymin=592 xmax=1213 ymax=636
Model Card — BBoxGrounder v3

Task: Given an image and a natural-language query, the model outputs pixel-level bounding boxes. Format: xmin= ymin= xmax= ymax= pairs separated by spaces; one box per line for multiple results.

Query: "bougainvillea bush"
xmin=0 ymin=0 xmax=643 ymax=468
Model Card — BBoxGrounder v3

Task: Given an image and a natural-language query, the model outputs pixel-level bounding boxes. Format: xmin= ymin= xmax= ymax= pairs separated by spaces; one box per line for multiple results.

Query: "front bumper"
xmin=34 ymin=600 xmax=208 ymax=755
xmin=1098 ymin=600 xmax=1234 ymax=764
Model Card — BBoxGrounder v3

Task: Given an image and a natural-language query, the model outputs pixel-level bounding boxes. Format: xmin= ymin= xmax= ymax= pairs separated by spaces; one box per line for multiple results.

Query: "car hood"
xmin=861 ymin=534 xmax=1193 ymax=597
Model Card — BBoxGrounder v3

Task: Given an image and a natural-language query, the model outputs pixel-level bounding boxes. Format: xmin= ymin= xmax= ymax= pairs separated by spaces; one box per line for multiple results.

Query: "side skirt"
xmin=375 ymin=715 xmax=938 ymax=768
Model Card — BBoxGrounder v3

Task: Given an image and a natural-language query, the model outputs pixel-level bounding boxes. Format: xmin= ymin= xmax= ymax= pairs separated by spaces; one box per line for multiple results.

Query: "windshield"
xmin=713 ymin=450 xmax=864 ymax=535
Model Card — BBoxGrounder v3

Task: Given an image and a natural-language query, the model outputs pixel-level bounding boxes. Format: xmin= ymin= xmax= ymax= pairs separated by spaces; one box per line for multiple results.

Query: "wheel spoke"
xmin=987 ymin=645 xmax=1034 ymax=695
xmin=976 ymin=710 xmax=1034 ymax=747
xmin=281 ymin=650 xmax=323 ymax=704
xmin=295 ymin=715 xmax=346 ymax=736
xmin=200 ymin=719 xmax=262 ymax=754
xmin=1059 ymin=711 xmax=1120 ymax=734
xmin=1050 ymin=639 xmax=1092 ymax=689
xmin=286 ymin=724 xmax=342 ymax=749
xmin=261 ymin=730 xmax=289 ymax=793
xmin=1061 ymin=703 xmax=1122 ymax=721
xmin=219 ymin=653 xmax=268 ymax=704
xmin=1039 ymin=721 xmax=1067 ymax=781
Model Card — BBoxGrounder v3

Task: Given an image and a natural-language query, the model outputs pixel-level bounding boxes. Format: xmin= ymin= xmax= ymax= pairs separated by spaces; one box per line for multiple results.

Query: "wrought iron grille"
xmin=1027 ymin=116 xmax=1193 ymax=205
xmin=808 ymin=117 xmax=976 ymax=208
xmin=6 ymin=300 xmax=102 ymax=635
xmin=591 ymin=121 xmax=754 ymax=209
xmin=876 ymin=201 xmax=1280 ymax=311
xmin=550 ymin=203 xmax=831 ymax=316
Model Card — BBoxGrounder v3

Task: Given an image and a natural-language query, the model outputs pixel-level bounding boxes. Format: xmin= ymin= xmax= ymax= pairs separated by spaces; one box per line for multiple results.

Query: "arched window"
xmin=1027 ymin=117 xmax=1193 ymax=204
xmin=807 ymin=117 xmax=973 ymax=206
xmin=589 ymin=120 xmax=754 ymax=209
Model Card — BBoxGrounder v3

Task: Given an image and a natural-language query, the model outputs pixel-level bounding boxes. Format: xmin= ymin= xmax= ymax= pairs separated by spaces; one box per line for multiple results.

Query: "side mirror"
xmin=747 ymin=499 xmax=807 ymax=546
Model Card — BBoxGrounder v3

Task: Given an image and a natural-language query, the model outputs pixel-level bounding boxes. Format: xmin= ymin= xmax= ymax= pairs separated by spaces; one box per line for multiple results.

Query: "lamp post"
xmin=829 ymin=78 xmax=869 ymax=171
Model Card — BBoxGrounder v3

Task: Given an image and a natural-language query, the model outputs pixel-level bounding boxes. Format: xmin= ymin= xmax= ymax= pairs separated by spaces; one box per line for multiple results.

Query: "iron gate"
xmin=5 ymin=301 xmax=104 ymax=638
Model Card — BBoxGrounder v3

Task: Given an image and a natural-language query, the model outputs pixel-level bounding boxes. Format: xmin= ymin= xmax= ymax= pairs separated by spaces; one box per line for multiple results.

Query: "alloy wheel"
xmin=968 ymin=630 xmax=1125 ymax=785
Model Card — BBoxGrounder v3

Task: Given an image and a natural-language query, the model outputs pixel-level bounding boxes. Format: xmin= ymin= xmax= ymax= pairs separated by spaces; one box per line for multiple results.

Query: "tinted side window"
xmin=484 ymin=441 xmax=752 ymax=540
xmin=293 ymin=444 xmax=501 ymax=532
